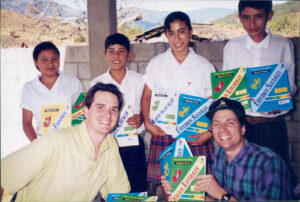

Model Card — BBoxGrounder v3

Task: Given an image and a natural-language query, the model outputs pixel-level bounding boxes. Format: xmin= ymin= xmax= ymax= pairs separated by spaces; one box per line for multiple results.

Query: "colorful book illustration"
xmin=169 ymin=156 xmax=206 ymax=201
xmin=150 ymin=90 xmax=179 ymax=136
xmin=246 ymin=63 xmax=293 ymax=112
xmin=211 ymin=66 xmax=250 ymax=109
xmin=174 ymin=94 xmax=212 ymax=140
xmin=107 ymin=192 xmax=147 ymax=202
xmin=41 ymin=103 xmax=71 ymax=135
xmin=72 ymin=92 xmax=86 ymax=126
xmin=116 ymin=195 xmax=158 ymax=202
xmin=112 ymin=105 xmax=139 ymax=147
xmin=159 ymin=138 xmax=193 ymax=181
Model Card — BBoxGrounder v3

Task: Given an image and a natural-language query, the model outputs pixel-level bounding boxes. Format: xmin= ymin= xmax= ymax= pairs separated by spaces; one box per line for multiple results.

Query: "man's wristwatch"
xmin=220 ymin=192 xmax=232 ymax=201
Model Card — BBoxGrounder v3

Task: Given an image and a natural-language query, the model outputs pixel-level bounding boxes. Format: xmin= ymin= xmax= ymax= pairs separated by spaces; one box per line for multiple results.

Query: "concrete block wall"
xmin=1 ymin=39 xmax=299 ymax=179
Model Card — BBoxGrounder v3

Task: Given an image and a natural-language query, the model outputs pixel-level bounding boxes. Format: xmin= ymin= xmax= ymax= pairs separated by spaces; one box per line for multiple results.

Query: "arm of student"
xmin=193 ymin=175 xmax=237 ymax=201
xmin=127 ymin=114 xmax=143 ymax=129
xmin=22 ymin=108 xmax=37 ymax=142
xmin=141 ymin=85 xmax=167 ymax=137
xmin=187 ymin=130 xmax=213 ymax=146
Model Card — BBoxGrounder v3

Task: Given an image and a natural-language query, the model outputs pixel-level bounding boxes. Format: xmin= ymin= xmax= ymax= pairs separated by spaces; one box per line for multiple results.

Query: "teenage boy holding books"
xmin=223 ymin=0 xmax=297 ymax=164
xmin=90 ymin=33 xmax=147 ymax=192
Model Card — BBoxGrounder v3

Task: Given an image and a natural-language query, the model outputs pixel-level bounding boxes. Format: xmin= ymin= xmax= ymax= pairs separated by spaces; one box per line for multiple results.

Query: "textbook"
xmin=246 ymin=63 xmax=293 ymax=112
xmin=211 ymin=67 xmax=250 ymax=109
xmin=150 ymin=90 xmax=179 ymax=136
xmin=112 ymin=105 xmax=139 ymax=147
xmin=107 ymin=192 xmax=147 ymax=202
xmin=72 ymin=92 xmax=86 ymax=126
xmin=174 ymin=94 xmax=212 ymax=140
xmin=116 ymin=195 xmax=158 ymax=201
xmin=169 ymin=156 xmax=206 ymax=201
xmin=41 ymin=103 xmax=71 ymax=135
xmin=159 ymin=138 xmax=193 ymax=181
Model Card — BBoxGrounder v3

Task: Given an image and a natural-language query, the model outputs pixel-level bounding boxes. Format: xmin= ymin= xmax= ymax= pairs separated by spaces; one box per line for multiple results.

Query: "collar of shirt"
xmin=106 ymin=67 xmax=130 ymax=88
xmin=167 ymin=47 xmax=196 ymax=65
xmin=35 ymin=70 xmax=63 ymax=93
xmin=78 ymin=120 xmax=111 ymax=160
xmin=220 ymin=139 xmax=250 ymax=165
xmin=246 ymin=29 xmax=272 ymax=49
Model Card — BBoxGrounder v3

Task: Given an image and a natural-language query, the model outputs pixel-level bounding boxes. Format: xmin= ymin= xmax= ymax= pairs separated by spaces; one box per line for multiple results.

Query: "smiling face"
xmin=84 ymin=90 xmax=119 ymax=137
xmin=165 ymin=19 xmax=192 ymax=56
xmin=104 ymin=44 xmax=131 ymax=72
xmin=34 ymin=49 xmax=60 ymax=77
xmin=211 ymin=109 xmax=246 ymax=158
xmin=238 ymin=7 xmax=274 ymax=42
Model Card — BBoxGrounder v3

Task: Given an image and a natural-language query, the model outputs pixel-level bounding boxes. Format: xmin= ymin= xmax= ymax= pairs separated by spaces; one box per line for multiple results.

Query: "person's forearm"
xmin=23 ymin=124 xmax=37 ymax=142
xmin=141 ymin=86 xmax=152 ymax=128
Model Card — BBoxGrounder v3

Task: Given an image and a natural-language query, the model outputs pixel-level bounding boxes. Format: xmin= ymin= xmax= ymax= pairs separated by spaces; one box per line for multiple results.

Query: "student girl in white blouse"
xmin=20 ymin=41 xmax=83 ymax=141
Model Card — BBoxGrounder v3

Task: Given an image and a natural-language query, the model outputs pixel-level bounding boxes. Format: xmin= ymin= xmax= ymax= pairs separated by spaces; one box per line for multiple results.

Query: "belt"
xmin=246 ymin=115 xmax=282 ymax=125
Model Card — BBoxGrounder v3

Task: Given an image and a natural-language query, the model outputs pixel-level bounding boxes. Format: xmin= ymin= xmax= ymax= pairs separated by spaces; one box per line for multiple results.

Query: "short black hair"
xmin=164 ymin=11 xmax=192 ymax=33
xmin=206 ymin=97 xmax=246 ymax=126
xmin=33 ymin=41 xmax=60 ymax=71
xmin=86 ymin=82 xmax=123 ymax=111
xmin=105 ymin=33 xmax=130 ymax=53
xmin=238 ymin=0 xmax=273 ymax=16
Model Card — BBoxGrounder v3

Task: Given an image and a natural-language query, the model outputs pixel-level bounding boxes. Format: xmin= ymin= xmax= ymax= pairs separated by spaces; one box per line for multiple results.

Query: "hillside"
xmin=1 ymin=9 xmax=88 ymax=48
xmin=211 ymin=1 xmax=300 ymax=37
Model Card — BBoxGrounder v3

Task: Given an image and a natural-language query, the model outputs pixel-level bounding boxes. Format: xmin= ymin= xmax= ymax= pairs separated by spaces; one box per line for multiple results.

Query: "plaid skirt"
xmin=147 ymin=135 xmax=213 ymax=184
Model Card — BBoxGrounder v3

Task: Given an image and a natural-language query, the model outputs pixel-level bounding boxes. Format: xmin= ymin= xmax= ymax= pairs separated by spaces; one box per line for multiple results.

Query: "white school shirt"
xmin=143 ymin=48 xmax=215 ymax=97
xmin=20 ymin=72 xmax=83 ymax=136
xmin=90 ymin=68 xmax=145 ymax=132
xmin=223 ymin=29 xmax=297 ymax=118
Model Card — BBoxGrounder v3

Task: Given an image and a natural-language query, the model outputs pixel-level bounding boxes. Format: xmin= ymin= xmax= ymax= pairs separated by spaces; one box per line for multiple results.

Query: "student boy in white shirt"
xmin=90 ymin=33 xmax=147 ymax=192
xmin=222 ymin=0 xmax=298 ymax=192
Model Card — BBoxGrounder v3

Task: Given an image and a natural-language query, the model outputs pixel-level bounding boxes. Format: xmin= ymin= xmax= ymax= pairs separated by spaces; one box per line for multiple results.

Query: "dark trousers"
xmin=119 ymin=136 xmax=147 ymax=192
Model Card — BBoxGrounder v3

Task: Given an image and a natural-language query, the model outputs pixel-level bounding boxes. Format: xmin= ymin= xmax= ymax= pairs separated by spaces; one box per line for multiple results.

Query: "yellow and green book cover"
xmin=169 ymin=156 xmax=206 ymax=201
xmin=211 ymin=67 xmax=250 ymax=109
xmin=116 ymin=195 xmax=158 ymax=201
xmin=72 ymin=92 xmax=86 ymax=126
xmin=41 ymin=104 xmax=71 ymax=135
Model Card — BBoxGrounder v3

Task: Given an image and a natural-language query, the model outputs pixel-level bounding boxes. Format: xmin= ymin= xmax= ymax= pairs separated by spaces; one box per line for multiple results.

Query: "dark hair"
xmin=238 ymin=0 xmax=272 ymax=16
xmin=33 ymin=41 xmax=60 ymax=71
xmin=206 ymin=97 xmax=246 ymax=126
xmin=164 ymin=11 xmax=192 ymax=33
xmin=105 ymin=33 xmax=130 ymax=53
xmin=86 ymin=82 xmax=123 ymax=111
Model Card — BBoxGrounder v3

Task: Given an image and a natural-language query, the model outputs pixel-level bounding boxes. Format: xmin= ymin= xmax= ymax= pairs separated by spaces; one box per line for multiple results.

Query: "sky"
xmin=59 ymin=0 xmax=287 ymax=11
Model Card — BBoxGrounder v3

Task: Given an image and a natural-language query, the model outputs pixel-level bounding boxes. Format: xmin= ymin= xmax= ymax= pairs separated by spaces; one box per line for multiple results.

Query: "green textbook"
xmin=72 ymin=93 xmax=86 ymax=126
xmin=211 ymin=67 xmax=250 ymax=109
xmin=169 ymin=156 xmax=206 ymax=201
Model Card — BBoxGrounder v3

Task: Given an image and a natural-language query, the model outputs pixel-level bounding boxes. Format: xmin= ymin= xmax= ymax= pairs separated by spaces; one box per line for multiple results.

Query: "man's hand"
xmin=193 ymin=175 xmax=227 ymax=200
xmin=187 ymin=130 xmax=213 ymax=146
xmin=145 ymin=122 xmax=167 ymax=137
xmin=161 ymin=175 xmax=172 ymax=192
xmin=127 ymin=114 xmax=142 ymax=129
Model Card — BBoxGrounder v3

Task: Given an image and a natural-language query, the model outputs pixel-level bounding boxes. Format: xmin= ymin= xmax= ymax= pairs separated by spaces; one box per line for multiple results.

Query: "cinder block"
xmin=64 ymin=46 xmax=89 ymax=62
xmin=195 ymin=41 xmax=226 ymax=61
xmin=4 ymin=48 xmax=17 ymax=64
xmin=210 ymin=60 xmax=223 ymax=72
xmin=131 ymin=43 xmax=155 ymax=61
xmin=128 ymin=62 xmax=138 ymax=73
xmin=290 ymin=142 xmax=300 ymax=163
xmin=1 ymin=64 xmax=19 ymax=80
xmin=63 ymin=63 xmax=78 ymax=77
xmin=287 ymin=121 xmax=300 ymax=142
xmin=1 ymin=93 xmax=20 ymax=110
xmin=81 ymin=79 xmax=91 ymax=92
xmin=138 ymin=62 xmax=149 ymax=75
xmin=79 ymin=62 xmax=91 ymax=79
xmin=154 ymin=42 xmax=168 ymax=55
xmin=1 ymin=79 xmax=21 ymax=94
